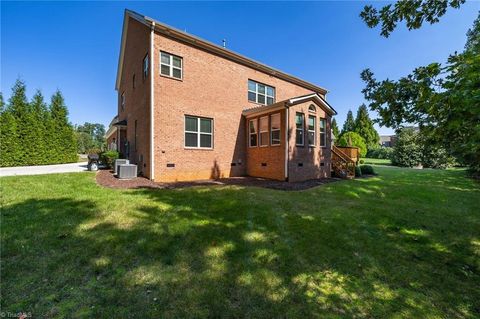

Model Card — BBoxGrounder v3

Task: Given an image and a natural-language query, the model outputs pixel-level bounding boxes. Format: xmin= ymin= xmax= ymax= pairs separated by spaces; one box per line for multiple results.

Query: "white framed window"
xmin=308 ymin=115 xmax=316 ymax=147
xmin=249 ymin=119 xmax=258 ymax=147
xmin=143 ymin=54 xmax=149 ymax=80
xmin=270 ymin=113 xmax=281 ymax=145
xmin=160 ymin=51 xmax=182 ymax=79
xmin=320 ymin=118 xmax=327 ymax=147
xmin=295 ymin=113 xmax=304 ymax=146
xmin=259 ymin=116 xmax=269 ymax=147
xmin=185 ymin=116 xmax=213 ymax=149
xmin=121 ymin=92 xmax=125 ymax=111
xmin=248 ymin=80 xmax=275 ymax=105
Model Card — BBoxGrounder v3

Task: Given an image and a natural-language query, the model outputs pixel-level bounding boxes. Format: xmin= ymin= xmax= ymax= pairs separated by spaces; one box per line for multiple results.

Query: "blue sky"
xmin=1 ymin=1 xmax=478 ymax=135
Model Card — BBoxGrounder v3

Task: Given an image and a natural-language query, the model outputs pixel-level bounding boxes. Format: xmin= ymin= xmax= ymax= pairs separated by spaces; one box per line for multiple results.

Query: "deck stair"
xmin=331 ymin=145 xmax=356 ymax=179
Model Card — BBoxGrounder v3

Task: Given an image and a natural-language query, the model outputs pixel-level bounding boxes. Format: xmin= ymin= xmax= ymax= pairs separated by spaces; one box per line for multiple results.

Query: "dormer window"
xmin=248 ymin=80 xmax=275 ymax=105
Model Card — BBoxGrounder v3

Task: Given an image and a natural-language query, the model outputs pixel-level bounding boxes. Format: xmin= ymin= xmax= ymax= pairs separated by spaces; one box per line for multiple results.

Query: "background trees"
xmin=337 ymin=131 xmax=367 ymax=157
xmin=0 ymin=80 xmax=77 ymax=166
xmin=353 ymin=104 xmax=380 ymax=150
xmin=341 ymin=110 xmax=355 ymax=134
xmin=360 ymin=4 xmax=479 ymax=175
xmin=75 ymin=122 xmax=106 ymax=154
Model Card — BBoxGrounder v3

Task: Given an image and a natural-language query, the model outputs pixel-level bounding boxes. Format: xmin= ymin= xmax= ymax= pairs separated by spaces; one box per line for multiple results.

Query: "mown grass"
xmin=361 ymin=157 xmax=392 ymax=165
xmin=1 ymin=167 xmax=479 ymax=318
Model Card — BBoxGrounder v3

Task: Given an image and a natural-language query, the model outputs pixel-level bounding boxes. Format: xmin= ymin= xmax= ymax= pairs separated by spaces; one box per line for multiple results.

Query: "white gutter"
xmin=149 ymin=21 xmax=155 ymax=180
xmin=284 ymin=106 xmax=289 ymax=181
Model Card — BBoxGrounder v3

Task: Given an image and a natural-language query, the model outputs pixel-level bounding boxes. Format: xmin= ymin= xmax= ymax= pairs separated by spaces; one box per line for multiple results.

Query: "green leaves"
xmin=360 ymin=0 xmax=466 ymax=37
xmin=0 ymin=80 xmax=77 ymax=167
xmin=360 ymin=12 xmax=480 ymax=174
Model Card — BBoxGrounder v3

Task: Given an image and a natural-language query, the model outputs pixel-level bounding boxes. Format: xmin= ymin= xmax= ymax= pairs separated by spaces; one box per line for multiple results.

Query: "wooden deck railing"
xmin=331 ymin=145 xmax=356 ymax=179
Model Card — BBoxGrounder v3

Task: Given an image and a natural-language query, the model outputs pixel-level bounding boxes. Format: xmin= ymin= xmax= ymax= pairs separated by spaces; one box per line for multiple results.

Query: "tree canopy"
xmin=360 ymin=0 xmax=465 ymax=37
xmin=360 ymin=9 xmax=479 ymax=174
xmin=0 ymin=80 xmax=77 ymax=166
xmin=353 ymin=104 xmax=380 ymax=150
xmin=331 ymin=118 xmax=340 ymax=139
xmin=341 ymin=110 xmax=355 ymax=135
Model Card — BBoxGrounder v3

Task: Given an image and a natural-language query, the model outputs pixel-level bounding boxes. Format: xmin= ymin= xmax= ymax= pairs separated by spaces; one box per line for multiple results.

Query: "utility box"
xmin=117 ymin=164 xmax=137 ymax=180
xmin=114 ymin=159 xmax=129 ymax=175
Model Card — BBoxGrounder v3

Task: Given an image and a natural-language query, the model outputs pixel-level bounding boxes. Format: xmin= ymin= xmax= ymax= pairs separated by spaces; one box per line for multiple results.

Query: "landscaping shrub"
xmin=100 ymin=150 xmax=119 ymax=168
xmin=360 ymin=164 xmax=375 ymax=175
xmin=360 ymin=159 xmax=365 ymax=164
xmin=337 ymin=131 xmax=367 ymax=157
xmin=355 ymin=166 xmax=362 ymax=177
xmin=367 ymin=147 xmax=393 ymax=159
xmin=87 ymin=147 xmax=102 ymax=156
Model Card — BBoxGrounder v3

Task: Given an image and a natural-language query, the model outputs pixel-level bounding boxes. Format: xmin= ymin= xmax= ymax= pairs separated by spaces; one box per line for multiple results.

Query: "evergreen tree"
xmin=392 ymin=128 xmax=422 ymax=167
xmin=29 ymin=91 xmax=48 ymax=164
xmin=7 ymin=79 xmax=35 ymax=164
xmin=49 ymin=91 xmax=77 ymax=163
xmin=341 ymin=110 xmax=355 ymax=135
xmin=353 ymin=104 xmax=380 ymax=150
xmin=331 ymin=118 xmax=340 ymax=139
xmin=0 ymin=93 xmax=19 ymax=167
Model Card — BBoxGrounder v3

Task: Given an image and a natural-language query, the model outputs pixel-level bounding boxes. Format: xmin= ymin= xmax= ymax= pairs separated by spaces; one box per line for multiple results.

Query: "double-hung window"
xmin=249 ymin=119 xmax=258 ymax=147
xmin=185 ymin=116 xmax=213 ymax=148
xmin=143 ymin=54 xmax=149 ymax=80
xmin=295 ymin=113 xmax=304 ymax=146
xmin=320 ymin=118 xmax=327 ymax=147
xmin=121 ymin=92 xmax=125 ymax=111
xmin=308 ymin=115 xmax=316 ymax=146
xmin=270 ymin=113 xmax=281 ymax=145
xmin=248 ymin=80 xmax=275 ymax=105
xmin=259 ymin=116 xmax=269 ymax=147
xmin=161 ymin=51 xmax=182 ymax=79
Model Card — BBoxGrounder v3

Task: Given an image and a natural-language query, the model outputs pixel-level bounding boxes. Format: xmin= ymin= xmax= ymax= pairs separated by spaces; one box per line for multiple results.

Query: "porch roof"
xmin=242 ymin=93 xmax=337 ymax=117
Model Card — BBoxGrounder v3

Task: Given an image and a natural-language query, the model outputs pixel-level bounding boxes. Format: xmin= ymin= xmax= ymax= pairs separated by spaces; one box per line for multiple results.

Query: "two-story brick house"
xmin=107 ymin=9 xmax=344 ymax=182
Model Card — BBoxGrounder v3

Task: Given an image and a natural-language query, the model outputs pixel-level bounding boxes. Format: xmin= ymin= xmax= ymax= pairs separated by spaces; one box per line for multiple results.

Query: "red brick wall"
xmin=246 ymin=109 xmax=286 ymax=181
xmin=151 ymin=31 xmax=326 ymax=182
xmin=117 ymin=18 xmax=150 ymax=176
xmin=287 ymin=101 xmax=332 ymax=182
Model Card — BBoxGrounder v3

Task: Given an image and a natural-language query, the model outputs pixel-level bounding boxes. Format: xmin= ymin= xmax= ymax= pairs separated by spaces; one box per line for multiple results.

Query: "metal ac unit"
xmin=114 ymin=159 xmax=129 ymax=174
xmin=118 ymin=164 xmax=137 ymax=180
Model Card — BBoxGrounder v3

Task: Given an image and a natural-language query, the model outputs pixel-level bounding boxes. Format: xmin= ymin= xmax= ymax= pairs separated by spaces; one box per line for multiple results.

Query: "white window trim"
xmin=160 ymin=51 xmax=183 ymax=80
xmin=308 ymin=115 xmax=316 ymax=147
xmin=320 ymin=118 xmax=327 ymax=147
xmin=248 ymin=80 xmax=275 ymax=105
xmin=270 ymin=113 xmax=281 ymax=146
xmin=184 ymin=116 xmax=213 ymax=149
xmin=259 ymin=116 xmax=269 ymax=147
xmin=295 ymin=113 xmax=304 ymax=146
xmin=249 ymin=119 xmax=258 ymax=148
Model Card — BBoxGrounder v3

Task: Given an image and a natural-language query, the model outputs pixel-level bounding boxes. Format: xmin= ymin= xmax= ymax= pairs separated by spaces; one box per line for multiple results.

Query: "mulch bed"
xmin=95 ymin=169 xmax=344 ymax=191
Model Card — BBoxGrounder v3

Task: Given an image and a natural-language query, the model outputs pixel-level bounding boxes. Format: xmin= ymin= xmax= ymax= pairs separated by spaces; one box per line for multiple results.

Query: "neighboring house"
xmin=380 ymin=135 xmax=397 ymax=147
xmin=107 ymin=9 xmax=351 ymax=182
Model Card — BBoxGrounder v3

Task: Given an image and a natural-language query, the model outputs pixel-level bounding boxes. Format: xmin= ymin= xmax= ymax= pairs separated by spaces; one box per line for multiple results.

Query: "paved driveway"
xmin=0 ymin=162 xmax=89 ymax=177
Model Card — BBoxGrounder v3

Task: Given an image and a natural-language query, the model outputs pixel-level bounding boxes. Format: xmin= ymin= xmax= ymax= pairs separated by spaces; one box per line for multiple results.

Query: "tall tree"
xmin=341 ymin=110 xmax=355 ymax=135
xmin=331 ymin=118 xmax=340 ymax=139
xmin=360 ymin=0 xmax=465 ymax=37
xmin=7 ymin=79 xmax=35 ymax=163
xmin=354 ymin=104 xmax=380 ymax=150
xmin=49 ymin=91 xmax=77 ymax=163
xmin=29 ymin=91 xmax=48 ymax=164
xmin=361 ymin=13 xmax=480 ymax=174
xmin=0 ymin=93 xmax=19 ymax=167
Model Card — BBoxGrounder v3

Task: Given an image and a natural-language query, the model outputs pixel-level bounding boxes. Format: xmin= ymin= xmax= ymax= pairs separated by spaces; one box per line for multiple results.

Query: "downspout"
xmin=149 ymin=21 xmax=155 ymax=180
xmin=284 ymin=103 xmax=289 ymax=181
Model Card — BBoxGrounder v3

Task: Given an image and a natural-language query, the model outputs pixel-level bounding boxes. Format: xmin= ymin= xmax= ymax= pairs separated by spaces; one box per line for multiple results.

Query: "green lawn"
xmin=361 ymin=157 xmax=392 ymax=165
xmin=1 ymin=167 xmax=479 ymax=318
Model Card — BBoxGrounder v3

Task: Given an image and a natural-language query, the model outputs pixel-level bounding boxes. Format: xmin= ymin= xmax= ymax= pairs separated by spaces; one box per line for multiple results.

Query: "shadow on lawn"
xmin=2 ymin=177 xmax=479 ymax=317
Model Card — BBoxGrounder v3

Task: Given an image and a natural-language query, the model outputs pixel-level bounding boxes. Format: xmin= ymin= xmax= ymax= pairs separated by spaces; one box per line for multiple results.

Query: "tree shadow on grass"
xmin=2 ymin=179 xmax=479 ymax=318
